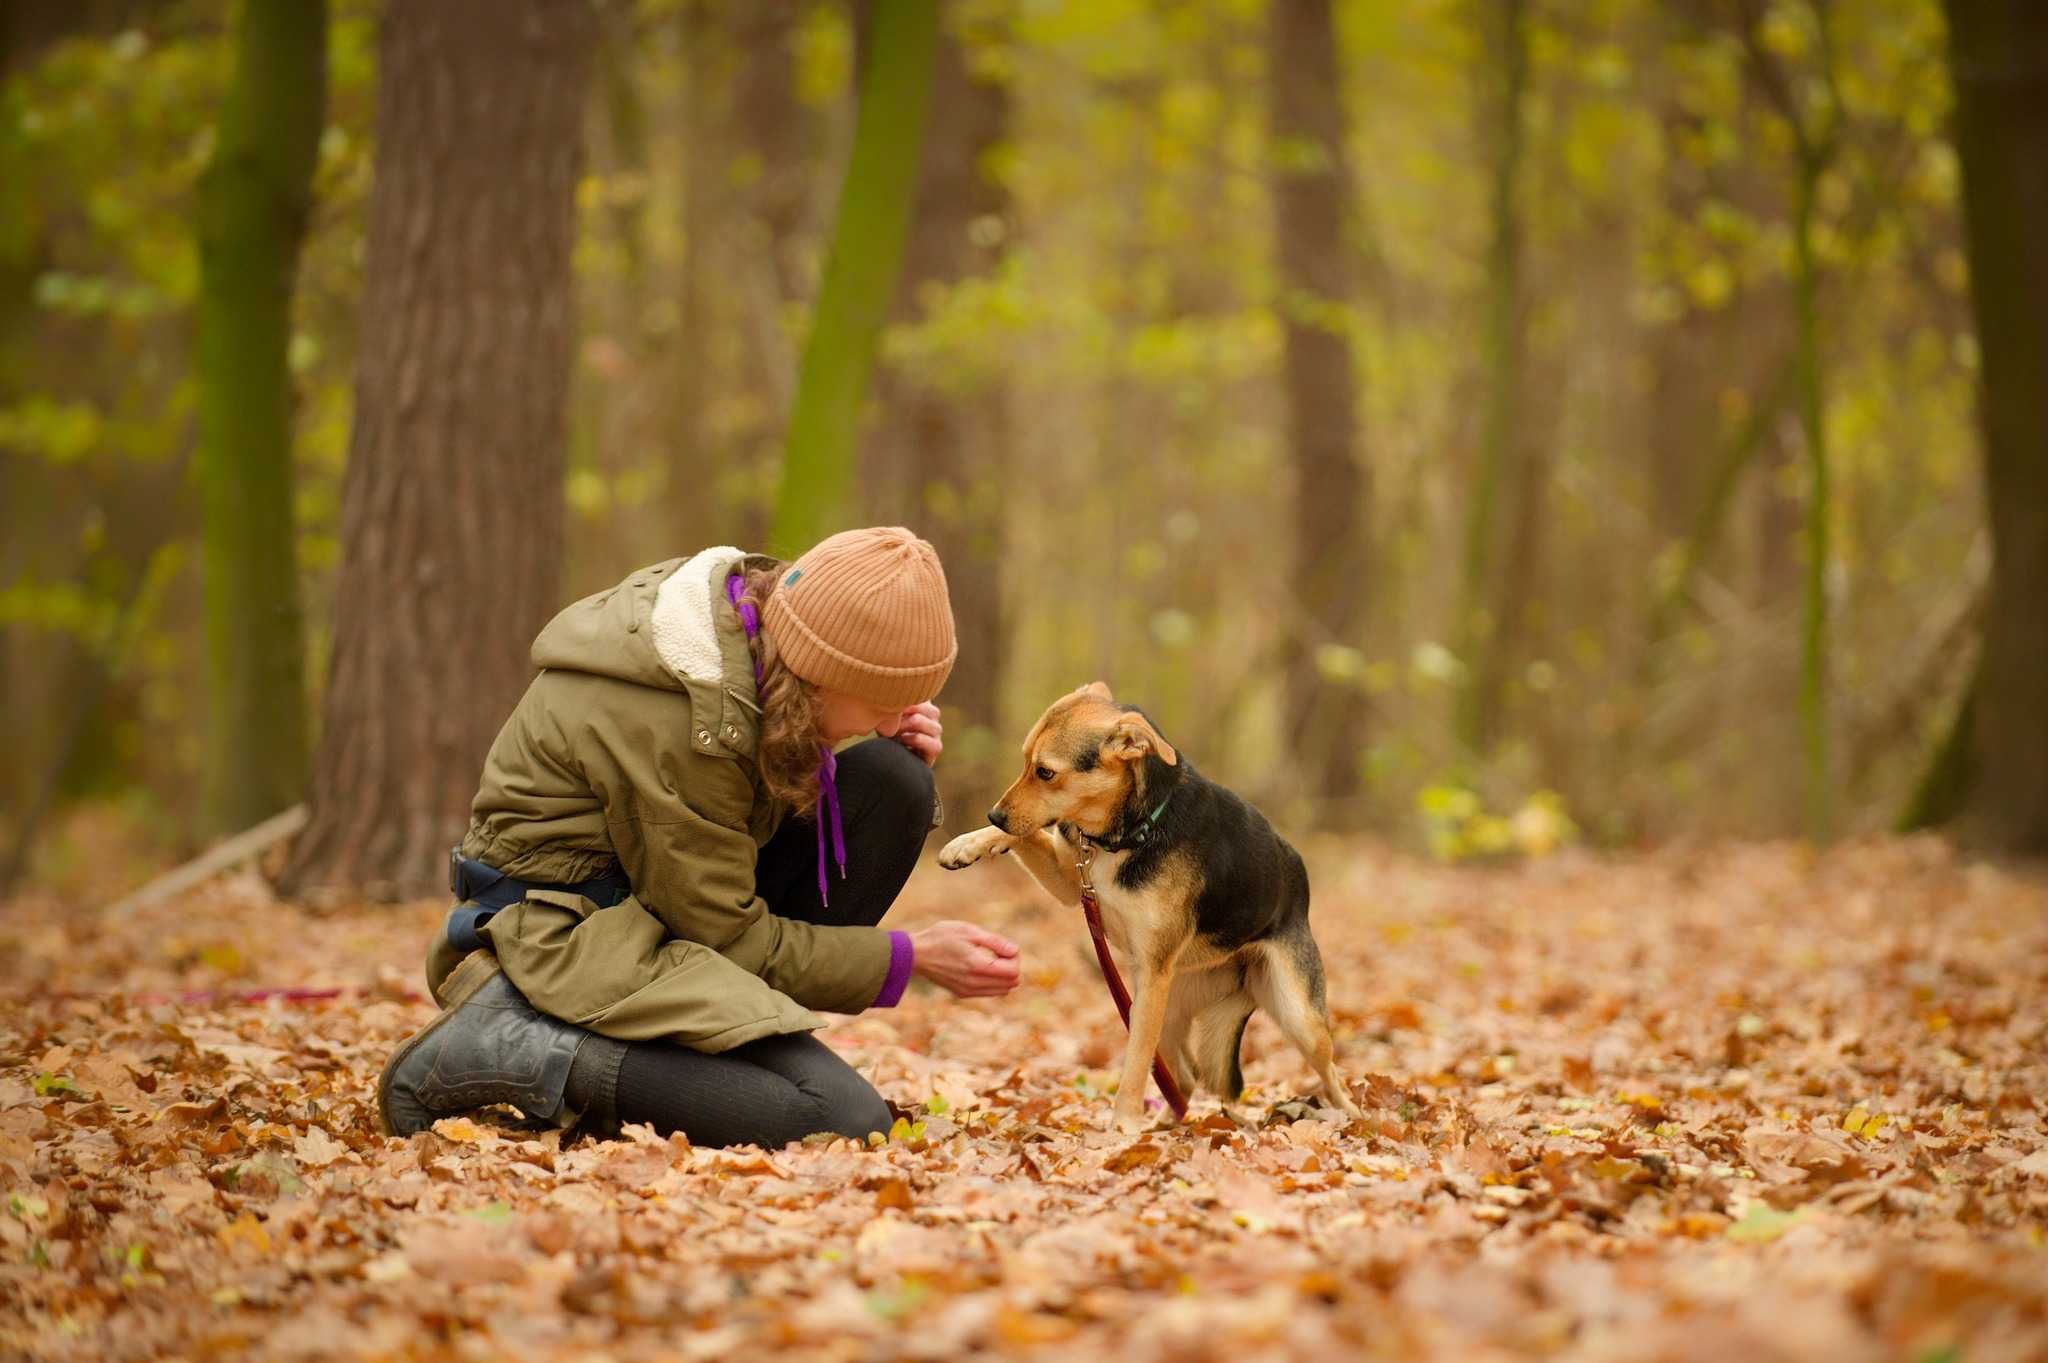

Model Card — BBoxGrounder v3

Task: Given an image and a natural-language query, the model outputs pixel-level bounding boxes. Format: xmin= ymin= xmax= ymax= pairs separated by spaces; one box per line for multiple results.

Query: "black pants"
xmin=592 ymin=738 xmax=935 ymax=1147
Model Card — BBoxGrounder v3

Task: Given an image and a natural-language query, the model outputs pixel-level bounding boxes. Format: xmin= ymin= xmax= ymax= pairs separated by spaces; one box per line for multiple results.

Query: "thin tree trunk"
xmin=728 ymin=0 xmax=811 ymax=549
xmin=669 ymin=1 xmax=718 ymax=554
xmin=770 ymin=0 xmax=938 ymax=556
xmin=1790 ymin=150 xmax=1832 ymax=838
xmin=732 ymin=1 xmax=813 ymax=315
xmin=1740 ymin=0 xmax=1840 ymax=838
xmin=1455 ymin=0 xmax=1528 ymax=755
xmin=1937 ymin=0 xmax=2048 ymax=852
xmin=1270 ymin=0 xmax=1369 ymax=807
xmin=278 ymin=0 xmax=596 ymax=899
xmin=193 ymin=0 xmax=325 ymax=836
xmin=864 ymin=2 xmax=1009 ymax=830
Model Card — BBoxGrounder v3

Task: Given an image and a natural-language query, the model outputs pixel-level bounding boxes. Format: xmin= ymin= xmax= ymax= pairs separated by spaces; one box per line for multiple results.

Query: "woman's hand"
xmin=892 ymin=701 xmax=944 ymax=765
xmin=910 ymin=920 xmax=1020 ymax=998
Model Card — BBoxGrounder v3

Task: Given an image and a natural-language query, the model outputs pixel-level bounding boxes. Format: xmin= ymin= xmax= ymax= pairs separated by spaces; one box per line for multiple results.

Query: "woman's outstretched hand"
xmin=910 ymin=920 xmax=1020 ymax=998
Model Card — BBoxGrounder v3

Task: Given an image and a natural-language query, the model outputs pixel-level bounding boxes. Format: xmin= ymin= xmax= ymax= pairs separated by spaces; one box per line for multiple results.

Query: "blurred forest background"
xmin=2 ymin=0 xmax=2044 ymax=902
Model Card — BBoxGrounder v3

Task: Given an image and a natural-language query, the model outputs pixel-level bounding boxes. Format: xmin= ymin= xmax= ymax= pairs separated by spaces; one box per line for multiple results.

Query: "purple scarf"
xmin=727 ymin=573 xmax=846 ymax=905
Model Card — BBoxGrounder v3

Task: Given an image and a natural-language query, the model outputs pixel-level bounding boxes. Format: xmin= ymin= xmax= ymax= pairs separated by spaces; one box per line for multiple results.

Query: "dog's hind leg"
xmin=1162 ymin=963 xmax=1248 ymax=1102
xmin=1248 ymin=929 xmax=1359 ymax=1117
xmin=1170 ymin=963 xmax=1255 ymax=1103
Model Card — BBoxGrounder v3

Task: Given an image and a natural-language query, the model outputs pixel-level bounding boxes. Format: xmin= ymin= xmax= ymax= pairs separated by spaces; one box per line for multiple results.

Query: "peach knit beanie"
xmin=762 ymin=527 xmax=957 ymax=709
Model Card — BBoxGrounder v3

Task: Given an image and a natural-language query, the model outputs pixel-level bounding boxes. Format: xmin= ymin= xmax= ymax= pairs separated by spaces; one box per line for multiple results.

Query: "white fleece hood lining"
xmin=649 ymin=545 xmax=745 ymax=686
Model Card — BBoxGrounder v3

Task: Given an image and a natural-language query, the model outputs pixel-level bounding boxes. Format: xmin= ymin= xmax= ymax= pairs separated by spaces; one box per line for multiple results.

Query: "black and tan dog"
xmin=940 ymin=682 xmax=1358 ymax=1131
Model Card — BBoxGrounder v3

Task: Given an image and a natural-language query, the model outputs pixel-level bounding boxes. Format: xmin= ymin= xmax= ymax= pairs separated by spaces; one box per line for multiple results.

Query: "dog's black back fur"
xmin=1102 ymin=749 xmax=1313 ymax=957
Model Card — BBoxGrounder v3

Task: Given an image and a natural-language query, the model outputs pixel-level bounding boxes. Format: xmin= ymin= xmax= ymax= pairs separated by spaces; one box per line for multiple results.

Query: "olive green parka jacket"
xmin=423 ymin=546 xmax=896 ymax=1051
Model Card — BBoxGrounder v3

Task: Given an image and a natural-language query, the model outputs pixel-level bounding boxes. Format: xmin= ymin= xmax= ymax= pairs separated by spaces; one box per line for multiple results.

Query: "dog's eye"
xmin=1034 ymin=765 xmax=1056 ymax=782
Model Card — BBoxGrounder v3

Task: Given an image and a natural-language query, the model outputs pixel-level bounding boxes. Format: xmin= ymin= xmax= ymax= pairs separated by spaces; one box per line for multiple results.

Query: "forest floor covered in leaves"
xmin=3 ymin=833 xmax=2046 ymax=1362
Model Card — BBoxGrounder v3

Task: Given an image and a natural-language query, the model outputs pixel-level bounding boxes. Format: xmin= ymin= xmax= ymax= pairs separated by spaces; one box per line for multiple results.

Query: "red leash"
xmin=1076 ymin=850 xmax=1189 ymax=1120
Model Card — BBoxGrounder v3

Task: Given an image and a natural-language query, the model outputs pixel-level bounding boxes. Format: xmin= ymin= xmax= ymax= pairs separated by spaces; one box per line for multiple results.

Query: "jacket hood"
xmin=529 ymin=546 xmax=767 ymax=757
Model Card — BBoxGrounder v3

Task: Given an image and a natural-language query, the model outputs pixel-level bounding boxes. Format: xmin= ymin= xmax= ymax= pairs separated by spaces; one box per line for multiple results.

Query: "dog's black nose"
xmin=987 ymin=807 xmax=1009 ymax=831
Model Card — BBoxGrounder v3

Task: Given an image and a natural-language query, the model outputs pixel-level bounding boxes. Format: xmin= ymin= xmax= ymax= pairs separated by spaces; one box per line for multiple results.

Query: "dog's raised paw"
xmin=939 ymin=828 xmax=1004 ymax=870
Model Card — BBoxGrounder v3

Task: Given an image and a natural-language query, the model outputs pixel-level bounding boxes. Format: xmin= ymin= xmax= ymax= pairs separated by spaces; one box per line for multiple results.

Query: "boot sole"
xmin=376 ymin=950 xmax=505 ymax=1137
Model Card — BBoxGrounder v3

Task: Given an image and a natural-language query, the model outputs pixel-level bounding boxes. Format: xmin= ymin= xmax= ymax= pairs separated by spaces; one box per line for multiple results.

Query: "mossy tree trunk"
xmin=1928 ymin=0 xmax=2048 ymax=853
xmin=769 ymin=0 xmax=938 ymax=558
xmin=278 ymin=0 xmax=595 ymax=899
xmin=194 ymin=0 xmax=326 ymax=835
xmin=1455 ymin=0 xmax=1528 ymax=756
xmin=1789 ymin=158 xmax=1834 ymax=839
xmin=1270 ymin=0 xmax=1371 ymax=808
xmin=1741 ymin=0 xmax=1842 ymax=839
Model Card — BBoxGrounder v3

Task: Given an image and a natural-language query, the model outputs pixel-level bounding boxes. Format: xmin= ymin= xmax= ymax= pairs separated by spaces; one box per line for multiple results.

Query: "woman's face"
xmin=816 ymin=689 xmax=902 ymax=743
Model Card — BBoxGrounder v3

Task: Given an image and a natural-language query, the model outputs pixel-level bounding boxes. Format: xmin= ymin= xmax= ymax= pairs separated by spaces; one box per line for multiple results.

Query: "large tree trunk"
xmin=769 ymin=0 xmax=938 ymax=557
xmin=278 ymin=0 xmax=595 ymax=899
xmin=863 ymin=2 xmax=1009 ymax=830
xmin=194 ymin=0 xmax=325 ymax=836
xmin=1455 ymin=0 xmax=1527 ymax=756
xmin=1938 ymin=0 xmax=2048 ymax=853
xmin=1269 ymin=0 xmax=1369 ymax=808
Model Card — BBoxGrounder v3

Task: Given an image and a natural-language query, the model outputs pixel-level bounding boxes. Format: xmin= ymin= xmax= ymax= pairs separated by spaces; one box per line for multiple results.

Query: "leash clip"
xmin=1074 ymin=840 xmax=1097 ymax=895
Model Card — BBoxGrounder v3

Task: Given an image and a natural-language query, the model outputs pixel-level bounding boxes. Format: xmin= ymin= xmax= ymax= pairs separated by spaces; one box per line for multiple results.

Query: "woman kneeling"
xmin=377 ymin=528 xmax=1020 ymax=1147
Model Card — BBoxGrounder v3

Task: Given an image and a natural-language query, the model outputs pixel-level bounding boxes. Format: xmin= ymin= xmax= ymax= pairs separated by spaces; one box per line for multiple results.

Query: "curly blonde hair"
xmin=737 ymin=561 xmax=826 ymax=816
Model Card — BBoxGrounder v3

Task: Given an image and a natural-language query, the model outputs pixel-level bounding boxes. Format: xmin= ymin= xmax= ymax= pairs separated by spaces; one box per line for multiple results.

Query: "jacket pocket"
xmin=521 ymin=888 xmax=603 ymax=921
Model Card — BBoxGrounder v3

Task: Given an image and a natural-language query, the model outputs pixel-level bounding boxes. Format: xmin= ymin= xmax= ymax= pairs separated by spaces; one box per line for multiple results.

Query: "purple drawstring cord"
xmin=727 ymin=573 xmax=846 ymax=905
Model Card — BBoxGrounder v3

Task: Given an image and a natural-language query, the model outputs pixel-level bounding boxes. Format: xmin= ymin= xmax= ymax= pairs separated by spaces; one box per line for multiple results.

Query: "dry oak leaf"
xmin=216 ymin=1211 xmax=271 ymax=1256
xmin=293 ymin=1125 xmax=348 ymax=1168
xmin=158 ymin=1097 xmax=227 ymax=1127
xmin=1105 ymin=1140 xmax=1165 ymax=1174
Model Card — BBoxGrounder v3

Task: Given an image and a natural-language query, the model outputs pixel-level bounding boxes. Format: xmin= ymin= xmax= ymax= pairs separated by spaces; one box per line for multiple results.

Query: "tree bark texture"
xmin=278 ymin=0 xmax=595 ymax=898
xmin=770 ymin=0 xmax=938 ymax=558
xmin=1942 ymin=0 xmax=2048 ymax=853
xmin=195 ymin=0 xmax=325 ymax=836
xmin=1269 ymin=0 xmax=1370 ymax=807
xmin=1455 ymin=0 xmax=1528 ymax=755
xmin=864 ymin=1 xmax=1009 ymax=829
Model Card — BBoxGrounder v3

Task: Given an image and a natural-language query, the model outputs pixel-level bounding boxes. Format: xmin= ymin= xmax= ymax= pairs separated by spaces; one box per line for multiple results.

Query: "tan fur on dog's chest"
xmin=1062 ymin=830 xmax=1236 ymax=974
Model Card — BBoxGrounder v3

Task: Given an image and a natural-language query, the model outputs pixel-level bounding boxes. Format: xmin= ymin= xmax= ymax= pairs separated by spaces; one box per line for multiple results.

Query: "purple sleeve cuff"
xmin=871 ymin=930 xmax=915 ymax=1008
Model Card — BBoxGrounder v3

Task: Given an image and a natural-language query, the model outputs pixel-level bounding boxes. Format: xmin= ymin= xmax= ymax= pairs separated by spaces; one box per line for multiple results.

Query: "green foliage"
xmin=0 ymin=0 xmax=1994 ymax=867
xmin=1417 ymin=784 xmax=1577 ymax=863
xmin=1 ymin=2 xmax=375 ymax=833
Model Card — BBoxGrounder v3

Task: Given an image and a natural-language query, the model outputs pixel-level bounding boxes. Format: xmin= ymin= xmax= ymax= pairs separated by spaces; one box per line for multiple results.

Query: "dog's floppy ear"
xmin=1104 ymin=711 xmax=1178 ymax=767
xmin=1081 ymin=680 xmax=1114 ymax=700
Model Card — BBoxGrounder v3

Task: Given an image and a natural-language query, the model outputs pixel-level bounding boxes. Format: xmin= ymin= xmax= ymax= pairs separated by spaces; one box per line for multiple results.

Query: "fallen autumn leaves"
xmin=2 ymin=836 xmax=2046 ymax=1361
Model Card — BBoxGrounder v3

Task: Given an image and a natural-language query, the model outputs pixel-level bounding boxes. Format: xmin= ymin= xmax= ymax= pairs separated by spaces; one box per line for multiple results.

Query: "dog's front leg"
xmin=1111 ymin=929 xmax=1188 ymax=1133
xmin=938 ymin=826 xmax=1085 ymax=905
xmin=937 ymin=825 xmax=1016 ymax=869
xmin=999 ymin=829 xmax=1085 ymax=904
